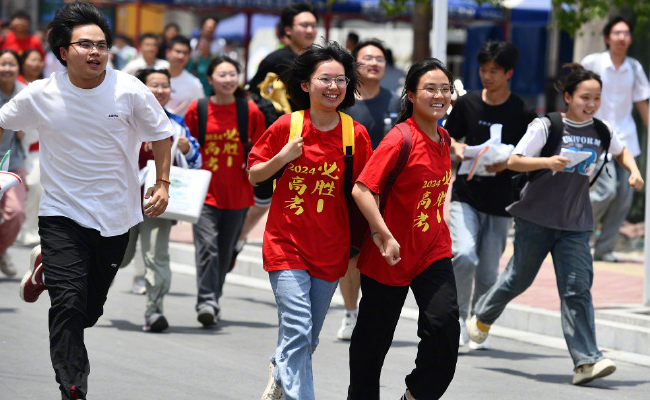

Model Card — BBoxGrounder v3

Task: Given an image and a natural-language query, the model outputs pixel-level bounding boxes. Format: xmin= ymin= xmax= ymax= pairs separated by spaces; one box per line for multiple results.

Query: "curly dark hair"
xmin=47 ymin=2 xmax=112 ymax=67
xmin=280 ymin=40 xmax=358 ymax=111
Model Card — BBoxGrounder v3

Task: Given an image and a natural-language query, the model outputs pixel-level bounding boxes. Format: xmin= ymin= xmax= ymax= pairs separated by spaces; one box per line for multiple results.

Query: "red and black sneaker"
xmin=19 ymin=245 xmax=46 ymax=303
xmin=70 ymin=385 xmax=80 ymax=400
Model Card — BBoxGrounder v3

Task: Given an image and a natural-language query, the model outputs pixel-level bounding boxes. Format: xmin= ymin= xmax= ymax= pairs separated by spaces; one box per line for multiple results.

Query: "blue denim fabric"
xmin=268 ymin=269 xmax=339 ymax=400
xmin=449 ymin=201 xmax=512 ymax=321
xmin=590 ymin=159 xmax=633 ymax=254
xmin=474 ymin=217 xmax=603 ymax=367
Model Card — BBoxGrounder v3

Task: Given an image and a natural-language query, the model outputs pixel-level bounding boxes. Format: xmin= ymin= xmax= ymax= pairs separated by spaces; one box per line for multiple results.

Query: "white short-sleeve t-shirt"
xmin=0 ymin=68 xmax=173 ymax=236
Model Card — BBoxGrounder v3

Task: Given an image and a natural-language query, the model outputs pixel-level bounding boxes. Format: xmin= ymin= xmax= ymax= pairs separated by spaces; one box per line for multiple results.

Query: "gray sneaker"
xmin=143 ymin=313 xmax=169 ymax=333
xmin=0 ymin=253 xmax=17 ymax=277
xmin=197 ymin=306 xmax=217 ymax=327
xmin=261 ymin=362 xmax=284 ymax=400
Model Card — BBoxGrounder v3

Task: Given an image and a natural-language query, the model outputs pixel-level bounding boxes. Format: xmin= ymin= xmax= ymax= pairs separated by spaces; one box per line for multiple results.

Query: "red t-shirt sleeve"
xmin=248 ymin=114 xmax=290 ymax=169
xmin=184 ymin=100 xmax=199 ymax=140
xmin=356 ymin=127 xmax=403 ymax=194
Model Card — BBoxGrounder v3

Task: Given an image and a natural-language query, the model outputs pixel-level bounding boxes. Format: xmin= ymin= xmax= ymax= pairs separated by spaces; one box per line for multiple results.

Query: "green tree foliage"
xmin=553 ymin=0 xmax=650 ymax=36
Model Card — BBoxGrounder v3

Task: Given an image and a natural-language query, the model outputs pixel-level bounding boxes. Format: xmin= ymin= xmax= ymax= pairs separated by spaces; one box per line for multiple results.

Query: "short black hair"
xmin=10 ymin=10 xmax=31 ymax=24
xmin=168 ymin=35 xmax=191 ymax=51
xmin=280 ymin=2 xmax=318 ymax=31
xmin=164 ymin=22 xmax=180 ymax=32
xmin=352 ymin=39 xmax=386 ymax=60
xmin=139 ymin=33 xmax=159 ymax=44
xmin=556 ymin=63 xmax=602 ymax=102
xmin=47 ymin=2 xmax=112 ymax=67
xmin=477 ymin=41 xmax=519 ymax=72
xmin=281 ymin=40 xmax=358 ymax=111
xmin=200 ymin=16 xmax=218 ymax=28
xmin=347 ymin=32 xmax=359 ymax=44
xmin=136 ymin=67 xmax=171 ymax=85
xmin=603 ymin=15 xmax=632 ymax=49
xmin=19 ymin=48 xmax=44 ymax=78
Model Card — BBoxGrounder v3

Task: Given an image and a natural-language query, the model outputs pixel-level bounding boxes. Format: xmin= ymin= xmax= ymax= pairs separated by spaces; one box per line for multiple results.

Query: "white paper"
xmin=559 ymin=148 xmax=592 ymax=168
xmin=0 ymin=171 xmax=21 ymax=197
xmin=458 ymin=141 xmax=514 ymax=178
xmin=490 ymin=123 xmax=503 ymax=141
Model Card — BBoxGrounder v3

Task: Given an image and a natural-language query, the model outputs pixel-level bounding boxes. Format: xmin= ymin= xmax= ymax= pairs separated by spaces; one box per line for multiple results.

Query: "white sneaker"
xmin=469 ymin=337 xmax=490 ymax=350
xmin=459 ymin=318 xmax=469 ymax=347
xmin=337 ymin=311 xmax=357 ymax=340
xmin=467 ymin=315 xmax=490 ymax=344
xmin=261 ymin=362 xmax=284 ymax=400
xmin=0 ymin=253 xmax=17 ymax=277
xmin=572 ymin=358 xmax=616 ymax=385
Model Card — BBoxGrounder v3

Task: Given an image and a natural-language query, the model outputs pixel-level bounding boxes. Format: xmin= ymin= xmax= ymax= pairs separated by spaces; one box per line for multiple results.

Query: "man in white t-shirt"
xmin=121 ymin=32 xmax=170 ymax=75
xmin=581 ymin=15 xmax=650 ymax=262
xmin=165 ymin=35 xmax=204 ymax=115
xmin=0 ymin=3 xmax=172 ymax=399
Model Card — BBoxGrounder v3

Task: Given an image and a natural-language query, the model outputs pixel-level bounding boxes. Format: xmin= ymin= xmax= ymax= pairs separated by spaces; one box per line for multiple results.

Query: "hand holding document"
xmin=0 ymin=150 xmax=21 ymax=198
xmin=559 ymin=148 xmax=592 ymax=168
xmin=457 ymin=128 xmax=515 ymax=179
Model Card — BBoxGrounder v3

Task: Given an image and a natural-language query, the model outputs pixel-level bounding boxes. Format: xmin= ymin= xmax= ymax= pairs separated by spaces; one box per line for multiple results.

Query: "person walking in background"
xmin=190 ymin=17 xmax=222 ymax=58
xmin=121 ymin=33 xmax=170 ymax=75
xmin=0 ymin=49 xmax=27 ymax=277
xmin=248 ymin=41 xmax=371 ymax=400
xmin=110 ymin=33 xmax=137 ymax=70
xmin=336 ymin=38 xmax=400 ymax=341
xmin=348 ymin=58 xmax=459 ymax=400
xmin=165 ymin=35 xmax=204 ymax=115
xmin=0 ymin=10 xmax=45 ymax=59
xmin=468 ymin=64 xmax=644 ymax=386
xmin=184 ymin=56 xmax=265 ymax=328
xmin=15 ymin=48 xmax=46 ymax=247
xmin=120 ymin=67 xmax=202 ymax=333
xmin=447 ymin=41 xmax=537 ymax=350
xmin=1 ymin=3 xmax=172 ymax=399
xmin=187 ymin=36 xmax=214 ymax=97
xmin=581 ymin=15 xmax=650 ymax=262
xmin=157 ymin=22 xmax=179 ymax=60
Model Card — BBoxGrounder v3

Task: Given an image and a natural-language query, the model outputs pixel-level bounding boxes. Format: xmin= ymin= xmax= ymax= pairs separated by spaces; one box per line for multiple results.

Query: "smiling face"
xmin=564 ymin=78 xmax=601 ymax=123
xmin=407 ymin=68 xmax=452 ymax=124
xmin=145 ymin=72 xmax=171 ymax=108
xmin=0 ymin=52 xmax=20 ymax=87
xmin=208 ymin=61 xmax=239 ymax=98
xmin=60 ymin=24 xmax=108 ymax=89
xmin=356 ymin=45 xmax=386 ymax=84
xmin=22 ymin=51 xmax=44 ymax=81
xmin=301 ymin=60 xmax=347 ymax=113
xmin=167 ymin=42 xmax=191 ymax=69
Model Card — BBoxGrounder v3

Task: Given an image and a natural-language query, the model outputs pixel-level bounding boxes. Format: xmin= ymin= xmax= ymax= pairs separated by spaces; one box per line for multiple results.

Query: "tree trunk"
xmin=412 ymin=0 xmax=432 ymax=63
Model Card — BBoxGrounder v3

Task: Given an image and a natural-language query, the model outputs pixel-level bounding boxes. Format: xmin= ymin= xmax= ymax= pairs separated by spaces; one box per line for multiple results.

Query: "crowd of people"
xmin=0 ymin=1 xmax=647 ymax=400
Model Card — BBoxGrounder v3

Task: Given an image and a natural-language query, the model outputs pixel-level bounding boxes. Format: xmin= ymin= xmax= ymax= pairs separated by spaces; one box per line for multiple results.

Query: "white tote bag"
xmin=143 ymin=136 xmax=211 ymax=223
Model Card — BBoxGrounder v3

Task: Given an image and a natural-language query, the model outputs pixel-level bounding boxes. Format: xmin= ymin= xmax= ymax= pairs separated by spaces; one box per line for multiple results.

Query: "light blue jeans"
xmin=268 ymin=269 xmax=339 ymax=400
xmin=590 ymin=159 xmax=633 ymax=255
xmin=474 ymin=217 xmax=603 ymax=368
xmin=449 ymin=201 xmax=512 ymax=321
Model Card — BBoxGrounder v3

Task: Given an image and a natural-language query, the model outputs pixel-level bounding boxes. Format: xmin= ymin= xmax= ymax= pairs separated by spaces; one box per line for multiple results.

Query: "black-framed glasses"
xmin=312 ymin=76 xmax=350 ymax=88
xmin=68 ymin=40 xmax=110 ymax=52
xmin=417 ymin=86 xmax=454 ymax=96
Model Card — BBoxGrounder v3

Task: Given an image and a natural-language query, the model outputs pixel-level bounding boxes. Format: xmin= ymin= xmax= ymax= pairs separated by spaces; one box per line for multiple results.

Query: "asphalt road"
xmin=2 ymin=244 xmax=650 ymax=399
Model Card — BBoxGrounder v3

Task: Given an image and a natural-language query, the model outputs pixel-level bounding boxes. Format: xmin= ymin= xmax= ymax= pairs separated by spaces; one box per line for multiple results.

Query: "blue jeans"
xmin=474 ymin=217 xmax=603 ymax=368
xmin=449 ymin=201 xmax=512 ymax=321
xmin=590 ymin=159 xmax=633 ymax=255
xmin=269 ymin=269 xmax=339 ymax=400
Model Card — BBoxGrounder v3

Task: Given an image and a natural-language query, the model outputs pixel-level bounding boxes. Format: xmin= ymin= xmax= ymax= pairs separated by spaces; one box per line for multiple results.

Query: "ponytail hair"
xmin=555 ymin=63 xmax=602 ymax=100
xmin=395 ymin=58 xmax=453 ymax=124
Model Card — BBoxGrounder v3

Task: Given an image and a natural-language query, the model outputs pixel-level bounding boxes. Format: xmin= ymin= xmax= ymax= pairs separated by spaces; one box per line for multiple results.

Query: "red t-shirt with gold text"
xmin=185 ymin=99 xmax=265 ymax=209
xmin=248 ymin=110 xmax=372 ymax=282
xmin=356 ymin=117 xmax=453 ymax=286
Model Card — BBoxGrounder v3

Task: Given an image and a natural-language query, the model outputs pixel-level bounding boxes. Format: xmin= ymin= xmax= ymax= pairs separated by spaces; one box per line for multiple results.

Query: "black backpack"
xmin=512 ymin=112 xmax=610 ymax=200
xmin=197 ymin=96 xmax=251 ymax=157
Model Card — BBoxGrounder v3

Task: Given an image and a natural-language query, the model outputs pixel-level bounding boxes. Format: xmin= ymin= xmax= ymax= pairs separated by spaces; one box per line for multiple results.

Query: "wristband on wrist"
xmin=156 ymin=178 xmax=171 ymax=185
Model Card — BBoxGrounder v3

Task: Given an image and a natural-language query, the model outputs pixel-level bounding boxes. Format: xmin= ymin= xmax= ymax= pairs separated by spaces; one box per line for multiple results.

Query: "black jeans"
xmin=348 ymin=257 xmax=459 ymax=400
xmin=192 ymin=204 xmax=248 ymax=313
xmin=40 ymin=216 xmax=129 ymax=400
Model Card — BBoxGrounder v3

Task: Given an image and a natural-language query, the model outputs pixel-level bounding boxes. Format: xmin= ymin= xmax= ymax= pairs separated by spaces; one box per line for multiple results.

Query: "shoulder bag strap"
xmin=379 ymin=122 xmax=413 ymax=213
xmin=197 ymin=97 xmax=209 ymax=148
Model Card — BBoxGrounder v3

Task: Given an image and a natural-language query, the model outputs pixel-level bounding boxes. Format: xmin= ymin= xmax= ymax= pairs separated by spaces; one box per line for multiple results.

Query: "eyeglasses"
xmin=610 ymin=30 xmax=631 ymax=38
xmin=295 ymin=22 xmax=317 ymax=30
xmin=417 ymin=86 xmax=453 ymax=96
xmin=68 ymin=40 xmax=110 ymax=53
xmin=147 ymin=83 xmax=170 ymax=90
xmin=312 ymin=76 xmax=350 ymax=88
xmin=360 ymin=55 xmax=386 ymax=64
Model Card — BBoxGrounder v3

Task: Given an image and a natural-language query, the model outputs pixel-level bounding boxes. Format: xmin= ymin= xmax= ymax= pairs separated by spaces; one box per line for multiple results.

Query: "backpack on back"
xmin=197 ymin=96 xmax=251 ymax=158
xmin=512 ymin=112 xmax=611 ymax=200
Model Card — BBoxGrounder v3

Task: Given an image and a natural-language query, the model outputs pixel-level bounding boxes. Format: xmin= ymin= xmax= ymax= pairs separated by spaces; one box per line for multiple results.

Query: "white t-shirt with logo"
xmin=0 ymin=68 xmax=173 ymax=236
xmin=168 ymin=70 xmax=205 ymax=116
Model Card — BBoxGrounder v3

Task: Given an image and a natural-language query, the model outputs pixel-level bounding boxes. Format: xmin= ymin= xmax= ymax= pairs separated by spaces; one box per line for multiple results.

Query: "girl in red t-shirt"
xmin=184 ymin=56 xmax=265 ymax=327
xmin=248 ymin=41 xmax=371 ymax=400
xmin=348 ymin=58 xmax=460 ymax=400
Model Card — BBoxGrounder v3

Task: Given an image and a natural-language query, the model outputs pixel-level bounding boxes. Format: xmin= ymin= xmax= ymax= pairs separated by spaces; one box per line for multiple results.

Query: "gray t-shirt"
xmin=0 ymin=81 xmax=26 ymax=171
xmin=345 ymin=87 xmax=400 ymax=150
xmin=506 ymin=116 xmax=623 ymax=232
